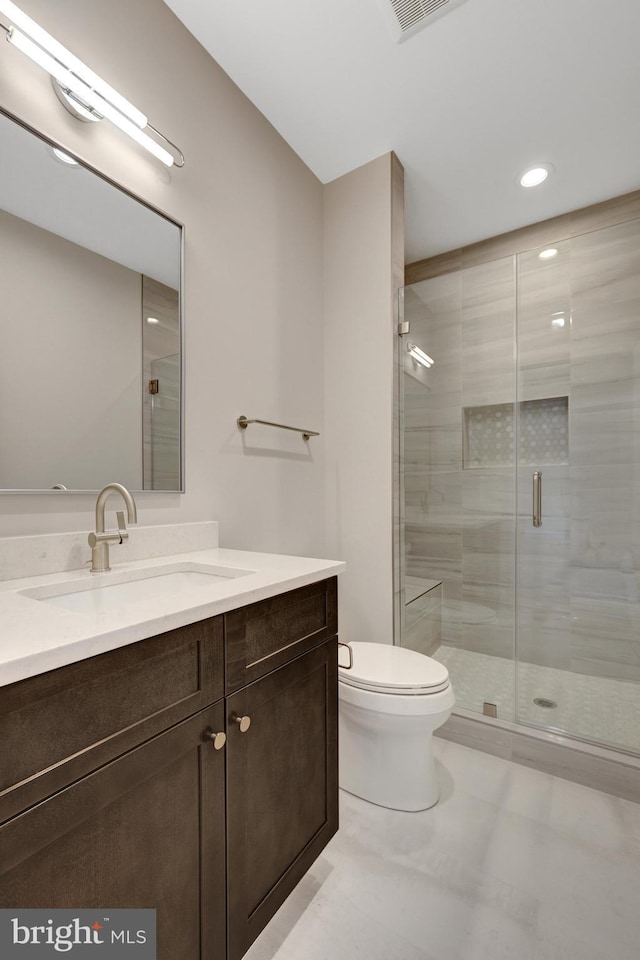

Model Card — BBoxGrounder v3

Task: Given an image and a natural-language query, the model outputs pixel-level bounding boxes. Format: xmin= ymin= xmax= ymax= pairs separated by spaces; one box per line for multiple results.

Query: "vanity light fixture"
xmin=407 ymin=342 xmax=434 ymax=369
xmin=0 ymin=0 xmax=184 ymax=167
xmin=519 ymin=164 xmax=553 ymax=188
xmin=539 ymin=248 xmax=558 ymax=260
xmin=146 ymin=317 xmax=160 ymax=324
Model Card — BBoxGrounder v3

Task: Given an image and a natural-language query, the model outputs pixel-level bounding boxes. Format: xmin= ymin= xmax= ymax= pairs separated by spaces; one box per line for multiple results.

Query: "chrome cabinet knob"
xmin=206 ymin=731 xmax=227 ymax=750
xmin=232 ymin=714 xmax=251 ymax=733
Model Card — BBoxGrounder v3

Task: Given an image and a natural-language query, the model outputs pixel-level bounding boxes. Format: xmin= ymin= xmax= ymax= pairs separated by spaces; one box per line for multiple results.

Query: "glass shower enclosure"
xmin=398 ymin=214 xmax=640 ymax=756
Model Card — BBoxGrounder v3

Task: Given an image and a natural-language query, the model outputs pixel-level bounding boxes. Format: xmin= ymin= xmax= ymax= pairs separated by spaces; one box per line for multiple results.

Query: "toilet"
xmin=338 ymin=642 xmax=455 ymax=811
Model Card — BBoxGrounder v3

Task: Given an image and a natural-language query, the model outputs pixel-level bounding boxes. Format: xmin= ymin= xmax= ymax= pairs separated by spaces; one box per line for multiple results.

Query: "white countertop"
xmin=0 ymin=548 xmax=345 ymax=688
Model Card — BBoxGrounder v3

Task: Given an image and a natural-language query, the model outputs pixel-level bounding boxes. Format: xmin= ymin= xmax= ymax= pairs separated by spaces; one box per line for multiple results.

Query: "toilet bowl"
xmin=338 ymin=642 xmax=455 ymax=812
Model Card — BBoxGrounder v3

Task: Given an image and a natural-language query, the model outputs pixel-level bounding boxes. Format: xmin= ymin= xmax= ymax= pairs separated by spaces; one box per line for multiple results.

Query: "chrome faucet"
xmin=89 ymin=483 xmax=138 ymax=573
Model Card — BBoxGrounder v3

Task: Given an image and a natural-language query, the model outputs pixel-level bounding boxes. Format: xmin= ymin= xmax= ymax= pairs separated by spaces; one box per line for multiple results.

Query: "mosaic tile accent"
xmin=464 ymin=396 xmax=568 ymax=468
xmin=464 ymin=403 xmax=515 ymax=467
xmin=519 ymin=396 xmax=569 ymax=465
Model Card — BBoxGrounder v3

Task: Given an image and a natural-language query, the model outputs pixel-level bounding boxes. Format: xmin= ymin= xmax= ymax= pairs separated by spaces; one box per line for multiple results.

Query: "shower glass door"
xmin=514 ymin=239 xmax=572 ymax=732
xmin=400 ymin=213 xmax=640 ymax=756
xmin=515 ymin=220 xmax=640 ymax=752
xmin=400 ymin=257 xmax=517 ymax=719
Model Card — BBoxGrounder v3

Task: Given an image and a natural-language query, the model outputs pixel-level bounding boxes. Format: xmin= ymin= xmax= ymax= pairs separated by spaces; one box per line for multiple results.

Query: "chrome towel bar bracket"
xmin=237 ymin=415 xmax=320 ymax=441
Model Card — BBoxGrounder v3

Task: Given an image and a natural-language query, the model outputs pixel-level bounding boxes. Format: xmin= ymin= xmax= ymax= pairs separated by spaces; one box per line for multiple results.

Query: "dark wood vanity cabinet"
xmin=0 ymin=619 xmax=227 ymax=960
xmin=0 ymin=705 xmax=227 ymax=960
xmin=0 ymin=576 xmax=338 ymax=960
xmin=226 ymin=638 xmax=338 ymax=960
xmin=223 ymin=576 xmax=338 ymax=959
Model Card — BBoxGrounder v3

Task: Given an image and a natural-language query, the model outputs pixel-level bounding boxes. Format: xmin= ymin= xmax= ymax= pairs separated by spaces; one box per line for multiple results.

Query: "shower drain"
xmin=533 ymin=697 xmax=558 ymax=709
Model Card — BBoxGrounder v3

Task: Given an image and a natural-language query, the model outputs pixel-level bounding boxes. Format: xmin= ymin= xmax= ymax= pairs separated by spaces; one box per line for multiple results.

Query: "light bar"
xmin=407 ymin=342 xmax=434 ymax=369
xmin=7 ymin=29 xmax=171 ymax=166
xmin=90 ymin=88 xmax=174 ymax=168
xmin=0 ymin=0 xmax=147 ymax=127
xmin=1 ymin=3 xmax=182 ymax=167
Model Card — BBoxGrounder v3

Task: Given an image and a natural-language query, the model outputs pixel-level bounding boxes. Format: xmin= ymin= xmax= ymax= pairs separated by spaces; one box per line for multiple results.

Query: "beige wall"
xmin=323 ymin=155 xmax=402 ymax=645
xmin=0 ymin=0 xmax=326 ymax=555
xmin=0 ymin=209 xmax=142 ymax=490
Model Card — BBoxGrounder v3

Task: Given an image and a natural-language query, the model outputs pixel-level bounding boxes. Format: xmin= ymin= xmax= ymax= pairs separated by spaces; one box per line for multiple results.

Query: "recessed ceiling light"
xmin=519 ymin=164 xmax=553 ymax=188
xmin=50 ymin=146 xmax=78 ymax=165
xmin=538 ymin=248 xmax=558 ymax=260
xmin=146 ymin=317 xmax=160 ymax=324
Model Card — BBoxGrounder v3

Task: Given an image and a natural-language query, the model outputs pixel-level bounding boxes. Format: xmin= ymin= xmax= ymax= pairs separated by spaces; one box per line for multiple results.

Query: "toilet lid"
xmin=339 ymin=642 xmax=450 ymax=695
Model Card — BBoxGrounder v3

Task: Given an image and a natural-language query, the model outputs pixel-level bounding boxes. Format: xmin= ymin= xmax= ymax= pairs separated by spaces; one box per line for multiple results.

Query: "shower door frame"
xmin=397 ymin=187 xmax=640 ymax=762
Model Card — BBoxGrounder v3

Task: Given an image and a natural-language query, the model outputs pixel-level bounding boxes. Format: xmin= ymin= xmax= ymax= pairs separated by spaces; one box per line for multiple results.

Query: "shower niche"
xmin=463 ymin=396 xmax=568 ymax=469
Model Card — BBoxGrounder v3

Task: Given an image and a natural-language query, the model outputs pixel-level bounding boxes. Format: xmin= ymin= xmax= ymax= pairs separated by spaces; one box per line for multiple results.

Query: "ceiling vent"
xmin=381 ymin=0 xmax=458 ymax=42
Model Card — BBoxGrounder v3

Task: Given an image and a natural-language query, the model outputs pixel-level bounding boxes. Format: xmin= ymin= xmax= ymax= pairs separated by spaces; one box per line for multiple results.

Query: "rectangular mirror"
xmin=0 ymin=108 xmax=183 ymax=492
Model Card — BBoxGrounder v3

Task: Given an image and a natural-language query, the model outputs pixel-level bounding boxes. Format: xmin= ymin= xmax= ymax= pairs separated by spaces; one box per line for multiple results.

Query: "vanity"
xmin=0 ymin=92 xmax=340 ymax=960
xmin=0 ymin=540 xmax=344 ymax=960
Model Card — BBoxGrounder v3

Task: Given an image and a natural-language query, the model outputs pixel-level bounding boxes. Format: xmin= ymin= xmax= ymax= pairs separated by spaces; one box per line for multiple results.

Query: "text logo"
xmin=0 ymin=910 xmax=156 ymax=958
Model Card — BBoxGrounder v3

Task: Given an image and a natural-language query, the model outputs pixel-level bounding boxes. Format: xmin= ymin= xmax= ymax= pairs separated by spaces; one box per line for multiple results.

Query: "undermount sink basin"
xmin=20 ymin=562 xmax=256 ymax=614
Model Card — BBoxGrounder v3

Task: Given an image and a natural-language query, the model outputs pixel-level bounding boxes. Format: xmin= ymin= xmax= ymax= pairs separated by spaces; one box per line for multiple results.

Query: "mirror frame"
xmin=0 ymin=106 xmax=185 ymax=495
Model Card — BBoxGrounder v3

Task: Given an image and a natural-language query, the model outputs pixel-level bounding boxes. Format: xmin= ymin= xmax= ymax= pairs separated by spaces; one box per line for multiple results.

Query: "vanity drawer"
xmin=224 ymin=577 xmax=337 ymax=692
xmin=0 ymin=617 xmax=224 ymax=824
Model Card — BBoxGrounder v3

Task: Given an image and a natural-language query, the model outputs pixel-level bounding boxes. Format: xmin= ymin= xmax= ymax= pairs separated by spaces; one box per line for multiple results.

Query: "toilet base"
xmin=340 ymin=784 xmax=439 ymax=812
xmin=339 ymin=698 xmax=448 ymax=812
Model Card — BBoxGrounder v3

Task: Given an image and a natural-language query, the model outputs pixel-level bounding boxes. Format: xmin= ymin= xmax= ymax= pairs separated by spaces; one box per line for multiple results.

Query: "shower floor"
xmin=434 ymin=644 xmax=640 ymax=755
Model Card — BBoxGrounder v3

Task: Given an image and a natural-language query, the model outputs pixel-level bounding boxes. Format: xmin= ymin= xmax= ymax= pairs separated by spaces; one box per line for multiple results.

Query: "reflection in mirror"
xmin=0 ymin=109 xmax=182 ymax=492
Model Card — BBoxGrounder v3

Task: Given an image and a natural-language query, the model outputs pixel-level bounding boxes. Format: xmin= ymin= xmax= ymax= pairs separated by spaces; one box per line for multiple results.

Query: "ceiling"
xmin=164 ymin=0 xmax=640 ymax=262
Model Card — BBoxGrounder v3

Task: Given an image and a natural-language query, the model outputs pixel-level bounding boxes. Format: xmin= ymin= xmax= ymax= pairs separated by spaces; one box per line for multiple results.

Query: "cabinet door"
xmin=226 ymin=638 xmax=338 ymax=960
xmin=0 ymin=616 xmax=224 ymax=824
xmin=0 ymin=705 xmax=226 ymax=960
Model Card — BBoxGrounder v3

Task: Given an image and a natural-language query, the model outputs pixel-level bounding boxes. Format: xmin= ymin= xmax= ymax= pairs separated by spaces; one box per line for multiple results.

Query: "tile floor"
xmin=245 ymin=738 xmax=640 ymax=960
xmin=435 ymin=645 xmax=640 ymax=754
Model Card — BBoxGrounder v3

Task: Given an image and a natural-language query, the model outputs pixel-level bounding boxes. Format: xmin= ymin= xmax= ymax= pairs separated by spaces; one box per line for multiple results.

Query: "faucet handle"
xmin=116 ymin=511 xmax=129 ymax=544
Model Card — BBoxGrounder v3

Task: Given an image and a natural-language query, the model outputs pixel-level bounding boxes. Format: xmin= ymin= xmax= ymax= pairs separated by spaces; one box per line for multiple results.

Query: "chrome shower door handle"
xmin=533 ymin=471 xmax=542 ymax=527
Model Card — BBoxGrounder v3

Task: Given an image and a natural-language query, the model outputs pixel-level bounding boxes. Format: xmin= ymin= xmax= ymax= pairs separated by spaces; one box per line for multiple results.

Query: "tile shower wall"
xmin=461 ymin=258 xmax=516 ymax=670
xmin=516 ymin=241 xmax=571 ymax=675
xmin=404 ymin=214 xmax=640 ymax=732
xmin=568 ymin=218 xmax=640 ymax=683
xmin=403 ymin=258 xmax=517 ymax=695
xmin=404 ymin=271 xmax=464 ymax=649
